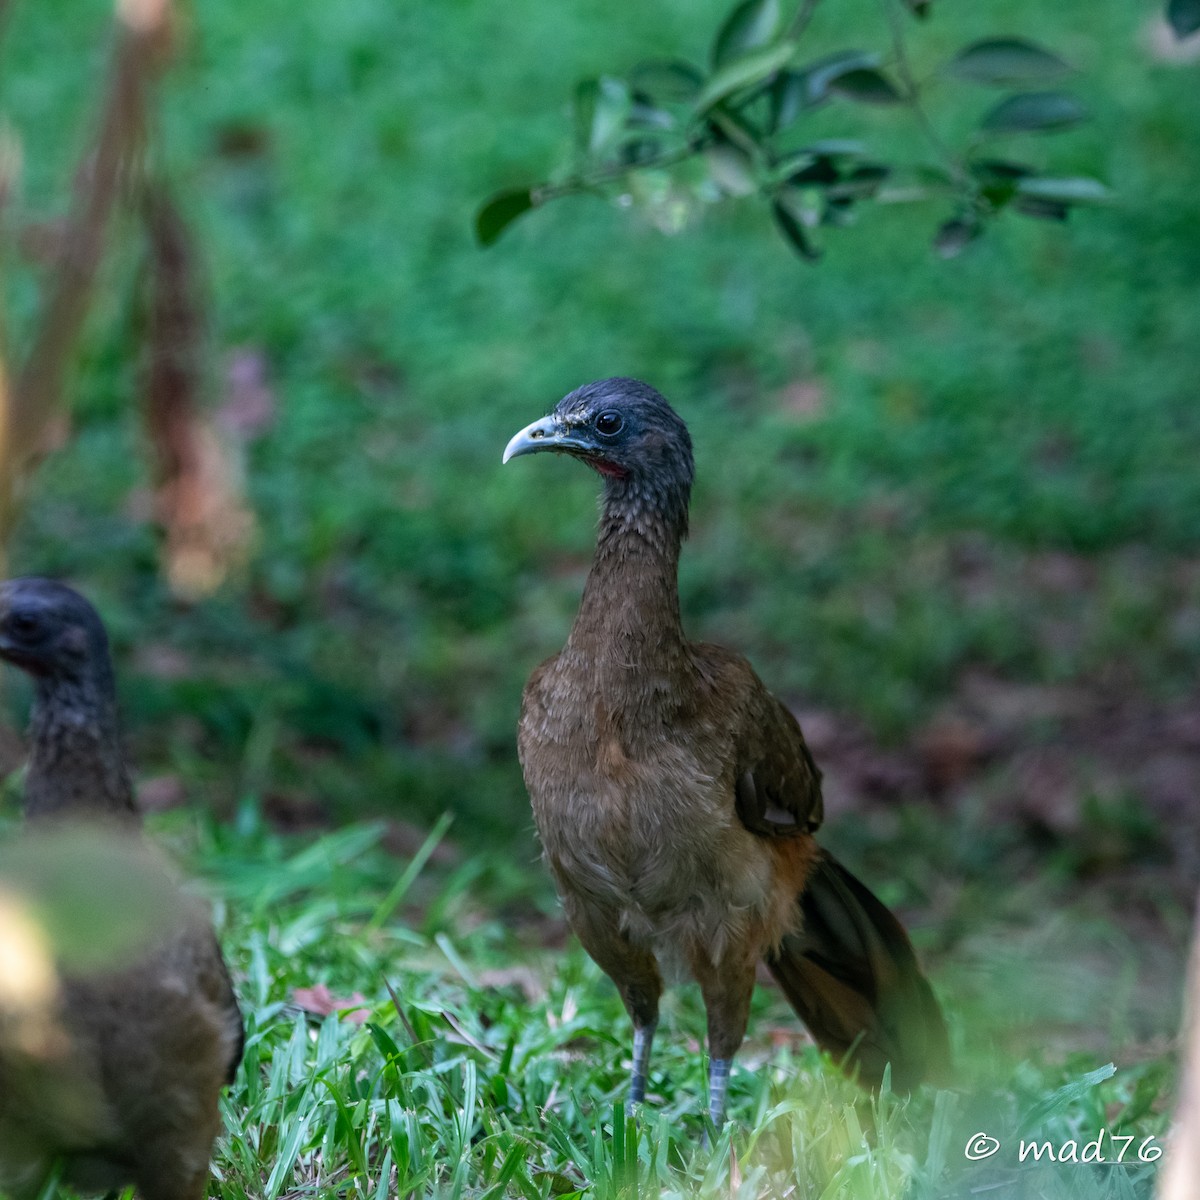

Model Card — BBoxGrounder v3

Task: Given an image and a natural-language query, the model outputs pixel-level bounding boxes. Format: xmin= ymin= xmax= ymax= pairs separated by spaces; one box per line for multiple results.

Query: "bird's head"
xmin=0 ymin=578 xmax=113 ymax=685
xmin=503 ymin=378 xmax=694 ymax=532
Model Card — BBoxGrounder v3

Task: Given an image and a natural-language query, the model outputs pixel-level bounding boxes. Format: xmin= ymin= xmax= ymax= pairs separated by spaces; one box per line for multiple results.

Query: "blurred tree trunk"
xmin=1160 ymin=895 xmax=1200 ymax=1200
xmin=0 ymin=0 xmax=172 ymax=551
xmin=139 ymin=182 xmax=254 ymax=600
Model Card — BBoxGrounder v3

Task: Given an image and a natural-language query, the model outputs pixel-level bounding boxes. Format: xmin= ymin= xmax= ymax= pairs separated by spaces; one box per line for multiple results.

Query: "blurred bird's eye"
xmin=8 ymin=612 xmax=38 ymax=637
xmin=595 ymin=411 xmax=623 ymax=436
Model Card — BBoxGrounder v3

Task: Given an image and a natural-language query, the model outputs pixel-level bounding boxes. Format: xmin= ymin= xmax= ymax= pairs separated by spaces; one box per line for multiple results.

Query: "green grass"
xmin=0 ymin=800 xmax=1176 ymax=1198
xmin=216 ymin=815 xmax=1175 ymax=1198
xmin=179 ymin=812 xmax=1169 ymax=1200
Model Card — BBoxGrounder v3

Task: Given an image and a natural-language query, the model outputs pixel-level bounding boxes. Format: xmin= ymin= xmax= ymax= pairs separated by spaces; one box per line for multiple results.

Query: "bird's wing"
xmin=516 ymin=653 xmax=561 ymax=768
xmin=692 ymin=643 xmax=824 ymax=837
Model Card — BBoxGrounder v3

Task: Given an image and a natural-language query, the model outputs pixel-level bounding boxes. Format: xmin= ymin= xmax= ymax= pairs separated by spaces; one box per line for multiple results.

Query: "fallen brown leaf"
xmin=292 ymin=982 xmax=370 ymax=1025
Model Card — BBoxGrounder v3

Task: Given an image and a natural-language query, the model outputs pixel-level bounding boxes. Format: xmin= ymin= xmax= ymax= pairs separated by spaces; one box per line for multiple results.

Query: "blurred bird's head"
xmin=0 ymin=578 xmax=113 ymax=687
xmin=503 ymin=378 xmax=695 ymax=532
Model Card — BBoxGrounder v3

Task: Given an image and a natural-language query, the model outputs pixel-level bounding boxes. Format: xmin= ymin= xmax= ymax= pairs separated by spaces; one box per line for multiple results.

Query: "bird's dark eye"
xmin=595 ymin=411 xmax=623 ymax=436
xmin=8 ymin=612 xmax=39 ymax=637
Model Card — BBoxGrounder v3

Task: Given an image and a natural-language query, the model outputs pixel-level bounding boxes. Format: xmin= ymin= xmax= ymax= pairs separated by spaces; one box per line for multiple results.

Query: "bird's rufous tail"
xmin=765 ymin=851 xmax=951 ymax=1091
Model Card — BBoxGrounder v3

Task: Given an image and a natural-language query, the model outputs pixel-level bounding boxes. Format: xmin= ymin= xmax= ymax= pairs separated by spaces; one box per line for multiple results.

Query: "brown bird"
xmin=0 ymin=578 xmax=243 ymax=1200
xmin=504 ymin=378 xmax=949 ymax=1125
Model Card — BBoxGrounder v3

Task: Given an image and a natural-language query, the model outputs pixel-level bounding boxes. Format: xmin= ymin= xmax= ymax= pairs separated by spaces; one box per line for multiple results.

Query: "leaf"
xmin=772 ymin=199 xmax=820 ymax=261
xmin=979 ymin=91 xmax=1090 ymax=134
xmin=828 ymin=67 xmax=905 ymax=104
xmin=800 ymin=50 xmax=881 ymax=104
xmin=772 ymin=141 xmax=866 ymax=185
xmin=801 ymin=138 xmax=868 ymax=157
xmin=933 ymin=214 xmax=981 ymax=258
xmin=706 ymin=105 xmax=761 ymax=154
xmin=573 ymin=80 xmax=599 ymax=155
xmin=947 ymin=38 xmax=1071 ymax=86
xmin=1018 ymin=1063 xmax=1116 ymax=1135
xmin=1015 ymin=176 xmax=1111 ymax=204
xmin=475 ymin=188 xmax=535 ymax=246
xmin=769 ymin=71 xmax=809 ymax=131
xmin=1013 ymin=196 xmax=1069 ymax=221
xmin=785 ymin=156 xmax=839 ymax=186
xmin=902 ymin=0 xmax=932 ymax=16
xmin=712 ymin=0 xmax=782 ymax=67
xmin=629 ymin=60 xmax=704 ymax=102
xmin=970 ymin=158 xmax=1031 ymax=207
xmin=628 ymin=95 xmax=675 ymax=132
xmin=293 ymin=982 xmax=371 ymax=1025
xmin=705 ymin=143 xmax=758 ymax=196
xmin=693 ymin=40 xmax=797 ymax=113
xmin=581 ymin=77 xmax=632 ymax=154
xmin=828 ymin=163 xmax=891 ymax=201
xmin=1167 ymin=0 xmax=1200 ymax=38
xmin=970 ymin=158 xmax=1034 ymax=181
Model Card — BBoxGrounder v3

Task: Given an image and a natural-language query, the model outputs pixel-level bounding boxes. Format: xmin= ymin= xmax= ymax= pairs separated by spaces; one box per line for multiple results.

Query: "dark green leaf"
xmin=771 ymin=56 xmax=895 ymax=127
xmin=1014 ymin=196 xmax=1069 ymax=220
xmin=970 ymin=158 xmax=1034 ymax=181
xmin=712 ymin=0 xmax=782 ymax=67
xmin=620 ymin=138 xmax=664 ymax=166
xmin=693 ymin=41 xmax=797 ymax=113
xmin=801 ymin=138 xmax=868 ymax=157
xmin=822 ymin=195 xmax=857 ymax=226
xmin=786 ymin=156 xmax=839 ymax=186
xmin=769 ymin=71 xmax=809 ymax=131
xmin=475 ymin=189 xmax=535 ymax=246
xmin=934 ymin=214 xmax=981 ymax=258
xmin=573 ymin=80 xmax=599 ymax=155
xmin=772 ymin=199 xmax=821 ymax=260
xmin=773 ymin=142 xmax=868 ymax=184
xmin=1016 ymin=175 xmax=1111 ymax=204
xmin=979 ymin=91 xmax=1089 ymax=134
xmin=706 ymin=106 xmax=761 ymax=155
xmin=970 ymin=158 xmax=1031 ymax=208
xmin=800 ymin=50 xmax=881 ymax=104
xmin=1167 ymin=0 xmax=1200 ymax=38
xmin=902 ymin=0 xmax=932 ymax=16
xmin=629 ymin=60 xmax=705 ymax=102
xmin=828 ymin=67 xmax=905 ymax=105
xmin=828 ymin=163 xmax=890 ymax=201
xmin=947 ymin=38 xmax=1071 ymax=86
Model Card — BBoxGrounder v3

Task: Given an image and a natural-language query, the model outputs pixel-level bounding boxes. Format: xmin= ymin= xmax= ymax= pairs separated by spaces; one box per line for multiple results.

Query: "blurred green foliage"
xmin=0 ymin=0 xmax=1197 ymax=845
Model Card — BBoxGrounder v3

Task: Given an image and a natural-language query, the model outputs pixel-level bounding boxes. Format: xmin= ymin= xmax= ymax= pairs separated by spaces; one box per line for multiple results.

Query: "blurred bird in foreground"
xmin=504 ymin=379 xmax=949 ymax=1125
xmin=0 ymin=577 xmax=243 ymax=1200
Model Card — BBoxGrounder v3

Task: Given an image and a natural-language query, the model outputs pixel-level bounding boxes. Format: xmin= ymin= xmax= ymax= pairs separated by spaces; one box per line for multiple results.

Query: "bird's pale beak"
xmin=502 ymin=416 xmax=594 ymax=464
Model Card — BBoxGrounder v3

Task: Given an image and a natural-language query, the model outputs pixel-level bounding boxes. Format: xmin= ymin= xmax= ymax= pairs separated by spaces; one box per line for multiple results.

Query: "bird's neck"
xmin=24 ymin=675 xmax=138 ymax=821
xmin=566 ymin=489 xmax=691 ymax=687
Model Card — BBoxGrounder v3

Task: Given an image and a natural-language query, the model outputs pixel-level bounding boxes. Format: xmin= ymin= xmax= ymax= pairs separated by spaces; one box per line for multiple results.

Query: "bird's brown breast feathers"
xmin=518 ymin=641 xmax=822 ymax=970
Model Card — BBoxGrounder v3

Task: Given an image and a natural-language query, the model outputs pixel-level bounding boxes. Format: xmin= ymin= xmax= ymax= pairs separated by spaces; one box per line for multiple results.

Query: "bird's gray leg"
xmin=565 ymin=906 xmax=663 ymax=1115
xmin=628 ymin=1018 xmax=657 ymax=1110
xmin=708 ymin=1057 xmax=732 ymax=1127
xmin=690 ymin=943 xmax=756 ymax=1131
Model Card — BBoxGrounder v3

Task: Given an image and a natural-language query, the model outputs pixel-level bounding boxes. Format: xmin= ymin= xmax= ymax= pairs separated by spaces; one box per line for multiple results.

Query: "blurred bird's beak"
xmin=503 ymin=416 xmax=593 ymax=464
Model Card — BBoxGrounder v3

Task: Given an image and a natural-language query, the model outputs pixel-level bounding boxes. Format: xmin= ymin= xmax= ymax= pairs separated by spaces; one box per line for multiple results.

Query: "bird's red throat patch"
xmin=587 ymin=457 xmax=630 ymax=479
